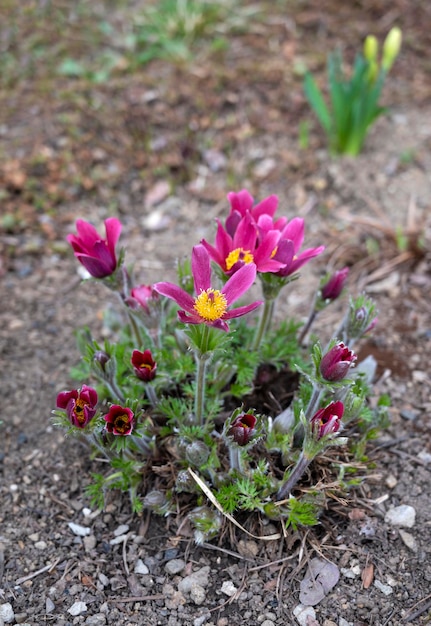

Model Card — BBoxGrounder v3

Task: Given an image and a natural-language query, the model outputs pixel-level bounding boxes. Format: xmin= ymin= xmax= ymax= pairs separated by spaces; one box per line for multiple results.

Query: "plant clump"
xmin=53 ymin=189 xmax=389 ymax=543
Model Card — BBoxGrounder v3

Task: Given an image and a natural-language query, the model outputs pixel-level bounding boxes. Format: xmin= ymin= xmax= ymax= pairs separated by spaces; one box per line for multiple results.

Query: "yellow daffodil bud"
xmin=382 ymin=26 xmax=402 ymax=71
xmin=364 ymin=34 xmax=378 ymax=62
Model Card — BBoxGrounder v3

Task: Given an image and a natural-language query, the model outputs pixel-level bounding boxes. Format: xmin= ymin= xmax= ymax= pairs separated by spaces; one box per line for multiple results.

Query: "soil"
xmin=1 ymin=1 xmax=431 ymax=625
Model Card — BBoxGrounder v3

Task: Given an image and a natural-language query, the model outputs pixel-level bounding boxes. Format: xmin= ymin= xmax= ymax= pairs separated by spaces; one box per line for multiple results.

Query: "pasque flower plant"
xmin=53 ymin=189 xmax=388 ymax=540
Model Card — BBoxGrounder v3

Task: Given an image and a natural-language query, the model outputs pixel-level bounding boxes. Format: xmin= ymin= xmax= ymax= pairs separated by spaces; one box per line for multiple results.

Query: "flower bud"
xmin=94 ymin=350 xmax=110 ymax=371
xmin=320 ymin=342 xmax=356 ymax=382
xmin=185 ymin=441 xmax=210 ymax=466
xmin=226 ymin=412 xmax=257 ymax=446
xmin=311 ymin=401 xmax=344 ymax=439
xmin=345 ymin=296 xmax=378 ymax=340
xmin=363 ymin=34 xmax=378 ymax=62
xmin=175 ymin=469 xmax=197 ymax=493
xmin=129 ymin=284 xmax=160 ymax=314
xmin=382 ymin=26 xmax=402 ymax=72
xmin=143 ymin=490 xmax=169 ymax=515
xmin=321 ymin=267 xmax=349 ymax=301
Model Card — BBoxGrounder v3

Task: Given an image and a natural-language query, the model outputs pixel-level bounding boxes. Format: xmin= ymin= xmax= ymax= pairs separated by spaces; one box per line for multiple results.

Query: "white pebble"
xmin=293 ymin=604 xmax=316 ymax=626
xmin=374 ymin=579 xmax=393 ymax=595
xmin=68 ymin=601 xmax=88 ymax=616
xmin=385 ymin=505 xmax=416 ymax=528
xmin=113 ymin=524 xmax=129 ymax=537
xmin=68 ymin=522 xmax=91 ymax=537
xmin=0 ymin=602 xmax=15 ymax=624
xmin=220 ymin=580 xmax=237 ymax=597
xmin=134 ymin=559 xmax=150 ymax=575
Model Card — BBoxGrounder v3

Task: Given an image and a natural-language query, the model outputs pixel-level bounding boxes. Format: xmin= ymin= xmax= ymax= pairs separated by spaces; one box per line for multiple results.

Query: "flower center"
xmin=194 ymin=288 xmax=228 ymax=322
xmin=225 ymin=247 xmax=254 ymax=271
xmin=114 ymin=414 xmax=130 ymax=434
xmin=73 ymin=398 xmax=88 ymax=425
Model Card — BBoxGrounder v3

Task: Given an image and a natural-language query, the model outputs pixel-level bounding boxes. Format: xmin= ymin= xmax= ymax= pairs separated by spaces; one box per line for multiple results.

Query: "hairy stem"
xmin=252 ymin=298 xmax=275 ymax=351
xmin=277 ymin=452 xmax=311 ymax=500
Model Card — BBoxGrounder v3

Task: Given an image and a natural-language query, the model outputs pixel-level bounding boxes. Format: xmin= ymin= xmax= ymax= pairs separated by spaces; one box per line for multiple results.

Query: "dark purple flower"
xmin=311 ymin=401 xmax=344 ymax=439
xmin=67 ymin=217 xmax=122 ymax=278
xmin=131 ymin=349 xmax=157 ymax=382
xmin=153 ymin=245 xmax=262 ymax=332
xmin=320 ymin=342 xmax=356 ymax=382
xmin=227 ymin=412 xmax=257 ymax=446
xmin=56 ymin=385 xmax=98 ymax=429
xmin=321 ymin=267 xmax=349 ymax=301
xmin=104 ymin=405 xmax=135 ymax=436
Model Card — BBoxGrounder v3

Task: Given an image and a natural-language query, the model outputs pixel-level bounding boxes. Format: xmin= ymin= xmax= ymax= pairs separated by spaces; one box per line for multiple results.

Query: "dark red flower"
xmin=311 ymin=401 xmax=344 ymax=439
xmin=104 ymin=405 xmax=135 ymax=436
xmin=56 ymin=385 xmax=98 ymax=429
xmin=67 ymin=218 xmax=122 ymax=278
xmin=320 ymin=342 xmax=356 ymax=382
xmin=227 ymin=413 xmax=257 ymax=446
xmin=131 ymin=349 xmax=157 ymax=382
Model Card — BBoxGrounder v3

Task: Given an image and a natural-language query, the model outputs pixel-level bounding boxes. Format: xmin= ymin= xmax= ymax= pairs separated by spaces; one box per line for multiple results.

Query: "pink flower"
xmin=311 ymin=401 xmax=344 ymax=439
xmin=227 ymin=412 xmax=257 ymax=446
xmin=321 ymin=267 xmax=349 ymax=301
xmin=56 ymin=385 xmax=98 ymax=428
xmin=272 ymin=217 xmax=325 ymax=277
xmin=104 ymin=405 xmax=135 ymax=436
xmin=131 ymin=349 xmax=157 ymax=382
xmin=201 ymin=212 xmax=286 ymax=275
xmin=129 ymin=284 xmax=159 ymax=314
xmin=225 ymin=189 xmax=279 ymax=237
xmin=67 ymin=217 xmax=122 ymax=278
xmin=320 ymin=342 xmax=356 ymax=382
xmin=153 ymin=244 xmax=262 ymax=332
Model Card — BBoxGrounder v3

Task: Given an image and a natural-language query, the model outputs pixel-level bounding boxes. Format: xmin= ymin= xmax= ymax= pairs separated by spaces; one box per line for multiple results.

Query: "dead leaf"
xmin=362 ymin=563 xmax=374 ymax=589
xmin=299 ymin=557 xmax=340 ymax=606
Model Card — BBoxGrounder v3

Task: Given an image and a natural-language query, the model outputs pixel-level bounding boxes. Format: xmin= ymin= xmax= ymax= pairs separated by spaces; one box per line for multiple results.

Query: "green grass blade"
xmin=304 ymin=73 xmax=332 ymax=134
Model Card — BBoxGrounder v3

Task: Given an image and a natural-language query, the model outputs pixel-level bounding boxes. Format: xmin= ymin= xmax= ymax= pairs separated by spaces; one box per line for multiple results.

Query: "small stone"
xmin=385 ymin=505 xmax=416 ymax=528
xmin=83 ymin=535 xmax=97 ymax=551
xmin=399 ymin=530 xmax=418 ymax=552
xmin=237 ymin=540 xmax=259 ymax=558
xmin=400 ymin=409 xmax=419 ymax=421
xmin=220 ymin=580 xmax=237 ymax=597
xmin=68 ymin=522 xmax=91 ymax=537
xmin=261 ymin=621 xmax=275 ymax=626
xmin=374 ymin=579 xmax=393 ymax=595
xmin=45 ymin=598 xmax=55 ymax=613
xmin=113 ymin=524 xmax=129 ymax=537
xmin=193 ymin=613 xmax=211 ymax=626
xmin=385 ymin=474 xmax=397 ymax=489
xmin=164 ymin=559 xmax=186 ymax=575
xmin=190 ymin=583 xmax=206 ymax=605
xmin=85 ymin=615 xmax=107 ymax=626
xmin=67 ymin=601 xmax=87 ymax=616
xmin=134 ymin=559 xmax=150 ymax=575
xmin=109 ymin=534 xmax=129 ymax=545
xmin=178 ymin=566 xmax=210 ymax=594
xmin=34 ymin=541 xmax=48 ymax=550
xmin=339 ymin=619 xmax=354 ymax=626
xmin=293 ymin=604 xmax=316 ymax=626
xmin=0 ymin=603 xmax=15 ymax=624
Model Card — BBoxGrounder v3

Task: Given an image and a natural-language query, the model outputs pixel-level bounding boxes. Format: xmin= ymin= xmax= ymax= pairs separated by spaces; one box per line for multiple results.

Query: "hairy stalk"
xmin=277 ymin=452 xmax=311 ymax=500
xmin=228 ymin=446 xmax=243 ymax=473
xmin=305 ymin=385 xmax=324 ymax=419
xmin=194 ymin=325 xmax=210 ymax=425
xmin=145 ymin=384 xmax=158 ymax=408
xmin=298 ymin=293 xmax=318 ymax=345
xmin=102 ymin=376 xmax=125 ymax=404
xmin=252 ymin=298 xmax=275 ymax=351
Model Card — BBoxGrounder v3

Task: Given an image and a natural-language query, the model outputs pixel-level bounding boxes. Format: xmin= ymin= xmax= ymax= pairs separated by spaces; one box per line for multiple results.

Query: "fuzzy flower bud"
xmin=321 ymin=267 xmax=349 ymax=302
xmin=185 ymin=441 xmax=210 ymax=466
xmin=226 ymin=412 xmax=257 ymax=446
xmin=94 ymin=350 xmax=111 ymax=371
xmin=320 ymin=342 xmax=356 ymax=382
xmin=382 ymin=26 xmax=402 ymax=72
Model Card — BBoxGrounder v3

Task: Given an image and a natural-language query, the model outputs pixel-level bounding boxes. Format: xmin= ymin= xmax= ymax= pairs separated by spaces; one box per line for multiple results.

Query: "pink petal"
xmin=281 ymin=217 xmax=305 ymax=252
xmin=222 ymin=263 xmax=257 ymax=305
xmin=252 ymin=194 xmax=279 ymax=220
xmin=224 ymin=300 xmax=262 ymax=319
xmin=227 ymin=189 xmax=254 ymax=216
xmin=192 ymin=245 xmax=212 ymax=293
xmin=153 ymin=282 xmax=195 ymax=313
xmin=104 ymin=217 xmax=122 ymax=253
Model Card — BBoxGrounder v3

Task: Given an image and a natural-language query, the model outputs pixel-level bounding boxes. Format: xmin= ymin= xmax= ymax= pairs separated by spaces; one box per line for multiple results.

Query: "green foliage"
xmin=284 ymin=496 xmax=319 ymax=530
xmin=304 ymin=29 xmax=402 ymax=155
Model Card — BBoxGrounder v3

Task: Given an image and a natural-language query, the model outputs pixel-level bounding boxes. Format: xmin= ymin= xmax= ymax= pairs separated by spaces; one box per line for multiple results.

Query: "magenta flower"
xmin=227 ymin=412 xmax=257 ymax=446
xmin=104 ymin=405 xmax=135 ymax=436
xmin=153 ymin=245 xmax=262 ymax=332
xmin=320 ymin=342 xmax=356 ymax=382
xmin=271 ymin=217 xmax=325 ymax=277
xmin=321 ymin=267 xmax=349 ymax=301
xmin=129 ymin=284 xmax=159 ymax=314
xmin=201 ymin=211 xmax=286 ymax=275
xmin=67 ymin=217 xmax=122 ymax=278
xmin=311 ymin=401 xmax=344 ymax=439
xmin=225 ymin=189 xmax=279 ymax=237
xmin=131 ymin=349 xmax=157 ymax=382
xmin=56 ymin=385 xmax=98 ymax=429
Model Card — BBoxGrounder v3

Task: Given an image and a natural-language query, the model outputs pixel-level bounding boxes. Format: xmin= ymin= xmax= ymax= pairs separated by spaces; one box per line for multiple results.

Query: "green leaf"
xmin=304 ymin=73 xmax=331 ymax=134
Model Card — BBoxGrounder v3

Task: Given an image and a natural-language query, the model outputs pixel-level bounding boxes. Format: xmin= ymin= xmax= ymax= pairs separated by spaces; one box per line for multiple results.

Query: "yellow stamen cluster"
xmin=194 ymin=288 xmax=228 ymax=322
xmin=114 ymin=415 xmax=130 ymax=434
xmin=225 ymin=248 xmax=254 ymax=271
xmin=73 ymin=398 xmax=87 ymax=425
